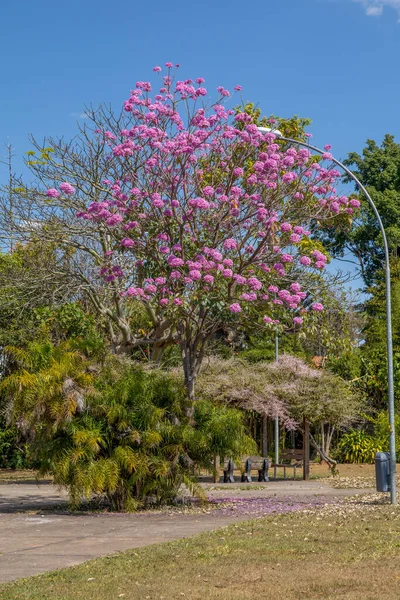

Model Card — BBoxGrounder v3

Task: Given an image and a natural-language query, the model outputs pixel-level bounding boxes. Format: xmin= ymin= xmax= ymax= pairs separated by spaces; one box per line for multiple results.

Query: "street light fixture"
xmin=257 ymin=126 xmax=397 ymax=504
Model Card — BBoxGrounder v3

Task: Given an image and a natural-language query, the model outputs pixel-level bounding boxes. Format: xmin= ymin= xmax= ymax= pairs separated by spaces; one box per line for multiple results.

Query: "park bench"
xmin=222 ymin=455 xmax=269 ymax=483
xmin=271 ymin=449 xmax=304 ymax=480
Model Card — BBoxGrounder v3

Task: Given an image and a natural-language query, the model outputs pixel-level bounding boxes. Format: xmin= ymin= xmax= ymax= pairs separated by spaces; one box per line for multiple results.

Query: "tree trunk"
xmin=182 ymin=367 xmax=196 ymax=419
xmin=151 ymin=343 xmax=164 ymax=365
xmin=261 ymin=416 xmax=268 ymax=457
xmin=180 ymin=329 xmax=207 ymax=418
xmin=213 ymin=454 xmax=220 ymax=483
xmin=303 ymin=417 xmax=310 ymax=480
xmin=308 ymin=431 xmax=338 ymax=474
xmin=325 ymin=425 xmax=335 ymax=456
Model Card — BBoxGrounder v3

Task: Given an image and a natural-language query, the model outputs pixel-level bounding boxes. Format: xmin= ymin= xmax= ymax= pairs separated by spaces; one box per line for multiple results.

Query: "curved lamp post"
xmin=258 ymin=127 xmax=397 ymax=504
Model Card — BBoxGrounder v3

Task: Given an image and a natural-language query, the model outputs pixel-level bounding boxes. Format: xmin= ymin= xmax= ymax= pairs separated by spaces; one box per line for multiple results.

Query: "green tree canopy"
xmin=317 ymin=134 xmax=400 ymax=286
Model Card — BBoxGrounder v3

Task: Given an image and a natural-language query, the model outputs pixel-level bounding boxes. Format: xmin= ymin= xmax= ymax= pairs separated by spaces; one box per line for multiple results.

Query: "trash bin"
xmin=375 ymin=452 xmax=391 ymax=492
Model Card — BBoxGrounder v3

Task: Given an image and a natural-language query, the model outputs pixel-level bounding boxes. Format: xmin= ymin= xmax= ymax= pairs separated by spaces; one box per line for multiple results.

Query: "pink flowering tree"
xmin=4 ymin=64 xmax=359 ymax=407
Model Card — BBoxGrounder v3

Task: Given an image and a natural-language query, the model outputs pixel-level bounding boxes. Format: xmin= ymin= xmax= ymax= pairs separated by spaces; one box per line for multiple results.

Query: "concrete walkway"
xmin=0 ymin=479 xmax=372 ymax=583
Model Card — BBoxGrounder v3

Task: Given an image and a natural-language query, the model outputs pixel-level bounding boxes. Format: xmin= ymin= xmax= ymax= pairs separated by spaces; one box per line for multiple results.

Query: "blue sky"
xmin=1 ymin=0 xmax=399 ymax=288
xmin=1 ymin=0 xmax=399 ymax=172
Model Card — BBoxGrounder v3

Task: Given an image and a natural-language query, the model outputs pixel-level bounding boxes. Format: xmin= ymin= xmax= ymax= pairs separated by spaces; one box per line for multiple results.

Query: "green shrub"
xmin=42 ymin=366 xmax=255 ymax=509
xmin=366 ymin=411 xmax=400 ymax=462
xmin=1 ymin=344 xmax=255 ymax=509
xmin=336 ymin=429 xmax=382 ymax=464
xmin=0 ymin=419 xmax=34 ymax=469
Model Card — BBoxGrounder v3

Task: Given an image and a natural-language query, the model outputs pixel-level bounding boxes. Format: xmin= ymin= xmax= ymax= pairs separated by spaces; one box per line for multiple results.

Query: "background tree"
xmin=313 ymin=133 xmax=400 ymax=415
xmin=197 ymin=354 xmax=363 ymax=462
xmin=0 ymin=244 xmax=105 ymax=379
xmin=239 ymin=280 xmax=361 ymax=363
xmin=358 ymin=259 xmax=400 ymax=409
xmin=317 ymin=134 xmax=400 ymax=286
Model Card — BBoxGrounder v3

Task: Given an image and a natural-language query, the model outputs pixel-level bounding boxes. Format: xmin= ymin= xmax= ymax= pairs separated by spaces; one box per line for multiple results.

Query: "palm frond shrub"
xmin=0 ymin=341 xmax=92 ymax=432
xmin=0 ymin=347 xmax=255 ymax=509
xmin=0 ymin=340 xmax=87 ymax=470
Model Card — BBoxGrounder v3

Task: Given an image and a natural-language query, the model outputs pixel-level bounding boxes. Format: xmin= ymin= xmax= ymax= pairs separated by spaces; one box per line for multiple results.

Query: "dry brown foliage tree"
xmin=196 ymin=354 xmax=363 ymax=466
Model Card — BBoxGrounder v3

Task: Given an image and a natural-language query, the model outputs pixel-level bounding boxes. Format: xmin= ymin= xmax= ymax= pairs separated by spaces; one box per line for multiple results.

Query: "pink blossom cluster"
xmin=46 ymin=182 xmax=75 ymax=197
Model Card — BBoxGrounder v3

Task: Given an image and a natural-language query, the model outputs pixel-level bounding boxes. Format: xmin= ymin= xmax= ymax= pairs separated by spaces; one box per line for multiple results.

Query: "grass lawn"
xmin=1 ymin=496 xmax=400 ymax=600
xmin=0 ymin=470 xmax=37 ymax=482
xmin=310 ymin=463 xmax=375 ymax=478
xmin=0 ymin=470 xmax=52 ymax=483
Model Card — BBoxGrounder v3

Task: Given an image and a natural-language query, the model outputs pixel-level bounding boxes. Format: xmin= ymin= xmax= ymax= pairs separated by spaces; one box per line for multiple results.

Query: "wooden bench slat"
xmin=271 ymin=450 xmax=304 ymax=481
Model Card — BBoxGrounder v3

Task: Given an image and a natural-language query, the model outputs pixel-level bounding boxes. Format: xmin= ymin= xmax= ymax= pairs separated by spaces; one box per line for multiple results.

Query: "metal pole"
xmin=303 ymin=416 xmax=310 ymax=480
xmin=262 ymin=132 xmax=396 ymax=504
xmin=275 ymin=329 xmax=279 ymax=466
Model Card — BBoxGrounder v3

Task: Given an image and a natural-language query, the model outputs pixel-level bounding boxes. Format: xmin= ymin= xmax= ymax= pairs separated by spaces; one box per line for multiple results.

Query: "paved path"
xmin=0 ymin=479 xmax=373 ymax=583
